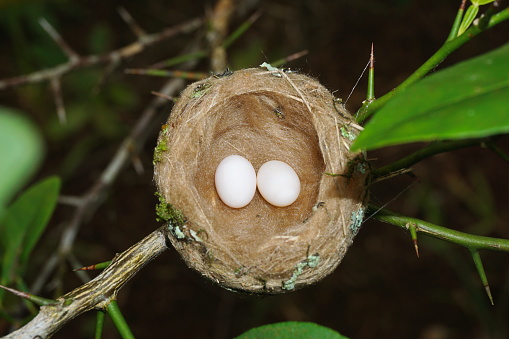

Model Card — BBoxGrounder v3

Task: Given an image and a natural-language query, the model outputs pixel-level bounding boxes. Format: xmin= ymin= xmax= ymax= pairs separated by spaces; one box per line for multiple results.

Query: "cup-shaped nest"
xmin=154 ymin=67 xmax=369 ymax=294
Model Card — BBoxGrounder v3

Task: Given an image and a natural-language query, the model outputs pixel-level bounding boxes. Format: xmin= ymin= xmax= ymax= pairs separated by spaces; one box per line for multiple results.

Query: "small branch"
xmin=95 ymin=311 xmax=106 ymax=339
xmin=447 ymin=0 xmax=467 ymax=41
xmin=207 ymin=0 xmax=236 ymax=72
xmin=371 ymin=138 xmax=485 ymax=180
xmin=125 ymin=68 xmax=207 ymax=80
xmin=0 ymin=285 xmax=56 ymax=307
xmin=270 ymin=49 xmax=309 ymax=67
xmin=39 ymin=18 xmax=80 ymax=63
xmin=0 ymin=17 xmax=202 ymax=90
xmin=368 ymin=205 xmax=509 ymax=252
xmin=49 ymin=77 xmax=66 ymax=124
xmin=356 ymin=6 xmax=509 ymax=123
xmin=484 ymin=140 xmax=509 ymax=163
xmin=107 ymin=300 xmax=135 ymax=339
xmin=4 ymin=228 xmax=169 ymax=339
xmin=366 ymin=43 xmax=375 ymax=101
xmin=117 ymin=7 xmax=146 ymax=39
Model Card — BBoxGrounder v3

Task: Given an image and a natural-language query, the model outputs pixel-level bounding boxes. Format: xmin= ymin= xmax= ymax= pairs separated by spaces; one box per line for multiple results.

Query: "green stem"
xmin=485 ymin=141 xmax=509 ymax=163
xmin=368 ymin=205 xmax=509 ymax=252
xmin=366 ymin=43 xmax=375 ymax=101
xmin=95 ymin=311 xmax=106 ymax=339
xmin=447 ymin=0 xmax=467 ymax=41
xmin=356 ymin=6 xmax=509 ymax=123
xmin=107 ymin=300 xmax=135 ymax=339
xmin=372 ymin=138 xmax=482 ymax=179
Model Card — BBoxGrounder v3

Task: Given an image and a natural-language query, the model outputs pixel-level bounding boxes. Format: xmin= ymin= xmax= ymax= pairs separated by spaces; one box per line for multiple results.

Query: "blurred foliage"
xmin=0 ymin=109 xmax=43 ymax=214
xmin=0 ymin=177 xmax=60 ymax=304
xmin=235 ymin=321 xmax=349 ymax=339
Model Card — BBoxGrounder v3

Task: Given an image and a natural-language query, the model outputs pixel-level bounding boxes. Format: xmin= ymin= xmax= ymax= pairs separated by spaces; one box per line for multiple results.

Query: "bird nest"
xmin=154 ymin=66 xmax=369 ymax=294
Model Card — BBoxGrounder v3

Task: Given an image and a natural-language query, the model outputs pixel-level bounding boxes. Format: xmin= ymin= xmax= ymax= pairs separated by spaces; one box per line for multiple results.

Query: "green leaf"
xmin=458 ymin=5 xmax=479 ymax=36
xmin=0 ymin=176 xmax=60 ymax=284
xmin=471 ymin=0 xmax=495 ymax=5
xmin=0 ymin=107 xmax=44 ymax=215
xmin=351 ymin=42 xmax=509 ymax=151
xmin=235 ymin=322 xmax=349 ymax=339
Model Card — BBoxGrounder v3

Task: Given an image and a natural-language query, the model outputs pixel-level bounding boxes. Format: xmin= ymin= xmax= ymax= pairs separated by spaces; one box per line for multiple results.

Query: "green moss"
xmin=155 ymin=192 xmax=185 ymax=226
xmin=204 ymin=250 xmax=215 ymax=266
xmin=191 ymin=82 xmax=212 ymax=98
xmin=273 ymin=107 xmax=285 ymax=119
xmin=63 ymin=298 xmax=74 ymax=306
xmin=339 ymin=124 xmax=356 ymax=141
xmin=153 ymin=139 xmax=169 ymax=165
xmin=282 ymin=254 xmax=320 ymax=291
xmin=234 ymin=266 xmax=246 ymax=277
xmin=355 ymin=161 xmax=368 ymax=174
xmin=342 ymin=156 xmax=369 ymax=179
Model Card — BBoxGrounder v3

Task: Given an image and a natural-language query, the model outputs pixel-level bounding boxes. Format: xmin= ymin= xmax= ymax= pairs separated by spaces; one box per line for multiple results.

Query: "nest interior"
xmin=154 ymin=68 xmax=368 ymax=293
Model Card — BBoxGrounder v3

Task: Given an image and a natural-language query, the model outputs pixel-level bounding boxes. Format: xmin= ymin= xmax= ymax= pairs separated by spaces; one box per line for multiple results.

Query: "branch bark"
xmin=3 ymin=227 xmax=169 ymax=339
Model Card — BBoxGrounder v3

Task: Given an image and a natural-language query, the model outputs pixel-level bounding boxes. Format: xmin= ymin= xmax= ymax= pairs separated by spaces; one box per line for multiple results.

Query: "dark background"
xmin=1 ymin=0 xmax=509 ymax=338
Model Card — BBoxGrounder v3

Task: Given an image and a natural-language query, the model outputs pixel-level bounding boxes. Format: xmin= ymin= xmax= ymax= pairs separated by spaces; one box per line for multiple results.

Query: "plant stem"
xmin=367 ymin=205 xmax=509 ymax=252
xmin=372 ymin=138 xmax=482 ymax=179
xmin=366 ymin=43 xmax=375 ymax=101
xmin=95 ymin=311 xmax=105 ymax=339
xmin=356 ymin=6 xmax=509 ymax=123
xmin=447 ymin=0 xmax=467 ymax=41
xmin=107 ymin=300 xmax=135 ymax=339
xmin=485 ymin=140 xmax=509 ymax=163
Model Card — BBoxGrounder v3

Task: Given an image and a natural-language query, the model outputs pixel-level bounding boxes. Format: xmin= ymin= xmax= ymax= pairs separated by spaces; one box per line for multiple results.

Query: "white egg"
xmin=215 ymin=155 xmax=257 ymax=208
xmin=257 ymin=160 xmax=301 ymax=207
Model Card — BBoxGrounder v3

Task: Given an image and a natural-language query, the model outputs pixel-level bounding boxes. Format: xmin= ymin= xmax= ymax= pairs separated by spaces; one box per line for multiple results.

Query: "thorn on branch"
xmin=469 ymin=249 xmax=495 ymax=305
xmin=151 ymin=91 xmax=175 ymax=101
xmin=406 ymin=222 xmax=420 ymax=258
xmin=0 ymin=285 xmax=56 ymax=306
xmin=73 ymin=261 xmax=112 ymax=271
xmin=50 ymin=77 xmax=66 ymax=124
xmin=39 ymin=18 xmax=80 ymax=63
xmin=118 ymin=6 xmax=147 ymax=39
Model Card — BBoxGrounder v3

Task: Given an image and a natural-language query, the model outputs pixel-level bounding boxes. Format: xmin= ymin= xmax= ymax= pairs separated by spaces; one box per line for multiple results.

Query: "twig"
xmin=368 ymin=205 xmax=509 ymax=251
xmin=208 ymin=0 xmax=236 ymax=72
xmin=117 ymin=7 xmax=146 ymax=39
xmin=371 ymin=138 xmax=486 ymax=180
xmin=0 ymin=17 xmax=202 ymax=90
xmin=270 ymin=49 xmax=309 ymax=67
xmin=49 ymin=77 xmax=66 ymax=124
xmin=38 ymin=18 xmax=79 ymax=63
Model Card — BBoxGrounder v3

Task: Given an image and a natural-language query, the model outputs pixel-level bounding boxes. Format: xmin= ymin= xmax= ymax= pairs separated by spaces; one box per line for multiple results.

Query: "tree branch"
xmin=3 ymin=227 xmax=169 ymax=339
xmin=368 ymin=205 xmax=509 ymax=251
xmin=0 ymin=17 xmax=202 ymax=90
